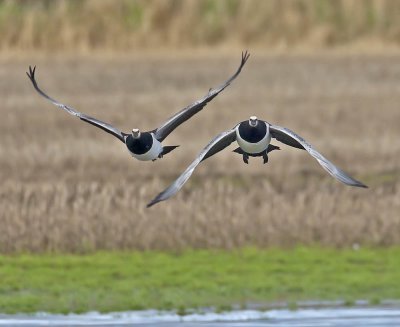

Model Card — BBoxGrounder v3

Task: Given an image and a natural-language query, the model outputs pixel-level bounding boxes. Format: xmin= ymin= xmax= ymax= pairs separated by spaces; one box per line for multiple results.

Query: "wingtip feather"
xmin=346 ymin=177 xmax=368 ymax=189
xmin=26 ymin=65 xmax=37 ymax=82
xmin=146 ymin=197 xmax=160 ymax=208
xmin=241 ymin=50 xmax=250 ymax=64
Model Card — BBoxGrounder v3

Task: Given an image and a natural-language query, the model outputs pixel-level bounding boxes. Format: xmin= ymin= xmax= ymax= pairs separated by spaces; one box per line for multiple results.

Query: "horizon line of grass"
xmin=0 ymin=247 xmax=399 ymax=314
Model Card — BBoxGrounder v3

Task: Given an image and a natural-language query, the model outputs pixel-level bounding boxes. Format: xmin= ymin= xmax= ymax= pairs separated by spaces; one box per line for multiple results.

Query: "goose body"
xmin=235 ymin=119 xmax=271 ymax=154
xmin=147 ymin=116 xmax=367 ymax=207
xmin=125 ymin=132 xmax=163 ymax=161
xmin=27 ymin=51 xmax=250 ymax=162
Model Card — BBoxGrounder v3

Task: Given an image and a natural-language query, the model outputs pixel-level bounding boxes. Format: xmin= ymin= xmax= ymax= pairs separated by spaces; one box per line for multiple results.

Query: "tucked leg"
xmin=262 ymin=144 xmax=280 ymax=164
xmin=262 ymin=152 xmax=269 ymax=164
xmin=243 ymin=153 xmax=249 ymax=164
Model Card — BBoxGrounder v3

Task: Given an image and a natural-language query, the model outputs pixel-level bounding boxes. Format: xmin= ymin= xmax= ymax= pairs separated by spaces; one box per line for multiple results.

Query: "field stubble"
xmin=0 ymin=54 xmax=399 ymax=253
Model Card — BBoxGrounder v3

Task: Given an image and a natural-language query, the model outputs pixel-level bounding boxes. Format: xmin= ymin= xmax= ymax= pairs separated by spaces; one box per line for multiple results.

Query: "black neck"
xmin=238 ymin=121 xmax=267 ymax=142
xmin=125 ymin=132 xmax=153 ymax=154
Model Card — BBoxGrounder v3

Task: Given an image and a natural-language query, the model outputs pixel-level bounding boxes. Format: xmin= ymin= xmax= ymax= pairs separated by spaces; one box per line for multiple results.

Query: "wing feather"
xmin=147 ymin=128 xmax=237 ymax=207
xmin=154 ymin=51 xmax=250 ymax=142
xmin=270 ymin=125 xmax=367 ymax=188
xmin=26 ymin=66 xmax=126 ymax=143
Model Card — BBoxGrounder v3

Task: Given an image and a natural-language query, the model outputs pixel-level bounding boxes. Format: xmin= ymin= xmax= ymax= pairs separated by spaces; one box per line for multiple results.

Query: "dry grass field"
xmin=0 ymin=53 xmax=399 ymax=252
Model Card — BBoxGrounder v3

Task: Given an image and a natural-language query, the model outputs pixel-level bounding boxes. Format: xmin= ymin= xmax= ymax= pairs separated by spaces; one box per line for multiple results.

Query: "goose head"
xmin=249 ymin=116 xmax=258 ymax=127
xmin=131 ymin=128 xmax=141 ymax=139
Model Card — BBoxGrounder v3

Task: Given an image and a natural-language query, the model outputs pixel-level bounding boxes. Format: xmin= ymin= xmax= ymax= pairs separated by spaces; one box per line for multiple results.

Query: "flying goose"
xmin=147 ymin=116 xmax=367 ymax=207
xmin=26 ymin=51 xmax=250 ymax=161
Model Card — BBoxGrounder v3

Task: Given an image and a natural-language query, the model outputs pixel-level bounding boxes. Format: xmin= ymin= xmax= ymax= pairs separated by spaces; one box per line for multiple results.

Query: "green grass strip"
xmin=0 ymin=247 xmax=399 ymax=313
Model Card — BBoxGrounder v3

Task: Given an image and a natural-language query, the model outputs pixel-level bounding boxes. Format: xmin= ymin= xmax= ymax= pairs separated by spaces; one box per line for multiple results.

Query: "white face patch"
xmin=249 ymin=116 xmax=258 ymax=127
xmin=235 ymin=122 xmax=271 ymax=154
xmin=129 ymin=134 xmax=163 ymax=161
xmin=132 ymin=129 xmax=141 ymax=139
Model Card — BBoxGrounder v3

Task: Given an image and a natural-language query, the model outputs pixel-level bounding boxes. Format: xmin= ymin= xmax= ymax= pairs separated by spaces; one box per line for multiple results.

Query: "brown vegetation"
xmin=0 ymin=0 xmax=399 ymax=53
xmin=0 ymin=54 xmax=399 ymax=253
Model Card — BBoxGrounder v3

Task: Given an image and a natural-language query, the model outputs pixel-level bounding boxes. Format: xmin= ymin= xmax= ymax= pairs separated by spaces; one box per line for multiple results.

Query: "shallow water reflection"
xmin=1 ymin=307 xmax=400 ymax=327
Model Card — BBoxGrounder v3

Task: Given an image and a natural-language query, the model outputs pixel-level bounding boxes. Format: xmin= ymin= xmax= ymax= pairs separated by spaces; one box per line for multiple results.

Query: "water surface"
xmin=1 ymin=307 xmax=400 ymax=327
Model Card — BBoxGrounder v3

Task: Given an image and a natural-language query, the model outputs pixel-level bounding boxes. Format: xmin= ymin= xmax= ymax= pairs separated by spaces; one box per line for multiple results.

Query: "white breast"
xmin=129 ymin=134 xmax=163 ymax=161
xmin=235 ymin=123 xmax=271 ymax=154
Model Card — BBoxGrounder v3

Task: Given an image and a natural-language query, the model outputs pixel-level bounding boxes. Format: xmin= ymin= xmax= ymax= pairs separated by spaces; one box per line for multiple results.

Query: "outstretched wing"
xmin=26 ymin=66 xmax=126 ymax=143
xmin=147 ymin=128 xmax=237 ymax=207
xmin=153 ymin=51 xmax=250 ymax=142
xmin=270 ymin=124 xmax=367 ymax=188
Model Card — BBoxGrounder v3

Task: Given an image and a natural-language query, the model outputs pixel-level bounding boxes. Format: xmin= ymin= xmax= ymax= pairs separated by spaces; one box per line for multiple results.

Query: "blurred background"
xmin=0 ymin=0 xmax=399 ymax=253
xmin=0 ymin=0 xmax=399 ymax=54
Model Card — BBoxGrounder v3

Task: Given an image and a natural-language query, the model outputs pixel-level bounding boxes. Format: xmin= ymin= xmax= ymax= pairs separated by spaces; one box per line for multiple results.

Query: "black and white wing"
xmin=147 ymin=128 xmax=237 ymax=207
xmin=270 ymin=124 xmax=367 ymax=188
xmin=153 ymin=51 xmax=250 ymax=142
xmin=26 ymin=66 xmax=127 ymax=143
